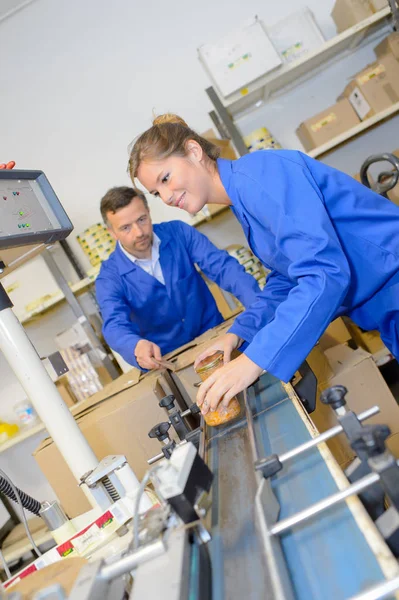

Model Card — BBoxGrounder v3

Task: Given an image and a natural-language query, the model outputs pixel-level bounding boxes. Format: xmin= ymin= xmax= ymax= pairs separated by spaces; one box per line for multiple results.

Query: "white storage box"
xmin=198 ymin=16 xmax=282 ymax=98
xmin=266 ymin=8 xmax=325 ymax=64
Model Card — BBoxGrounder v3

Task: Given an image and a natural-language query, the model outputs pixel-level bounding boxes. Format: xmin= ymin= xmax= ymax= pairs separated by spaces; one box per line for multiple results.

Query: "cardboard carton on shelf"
xmin=331 ymin=0 xmax=373 ymax=33
xmin=374 ymin=32 xmax=399 ymax=61
xmin=296 ymin=98 xmax=360 ymax=151
xmin=339 ymin=55 xmax=399 ymax=120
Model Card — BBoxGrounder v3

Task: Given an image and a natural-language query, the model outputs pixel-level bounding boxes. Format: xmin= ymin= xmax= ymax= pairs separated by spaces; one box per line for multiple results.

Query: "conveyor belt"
xmin=204 ymin=373 xmax=393 ymax=600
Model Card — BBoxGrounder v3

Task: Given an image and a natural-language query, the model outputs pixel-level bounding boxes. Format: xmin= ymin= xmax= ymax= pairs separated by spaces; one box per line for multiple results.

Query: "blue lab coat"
xmin=95 ymin=220 xmax=260 ymax=368
xmin=219 ymin=151 xmax=399 ymax=382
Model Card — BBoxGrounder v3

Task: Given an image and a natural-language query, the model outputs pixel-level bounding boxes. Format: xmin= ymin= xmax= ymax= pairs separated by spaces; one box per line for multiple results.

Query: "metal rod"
xmin=348 ymin=573 xmax=399 ymax=600
xmin=100 ymin=539 xmax=166 ymax=581
xmin=205 ymin=86 xmax=249 ymax=157
xmin=42 ymin=248 xmax=119 ymax=379
xmin=148 ymin=452 xmax=164 ymax=465
xmin=270 ymin=471 xmax=381 ymax=536
xmin=275 ymin=405 xmax=380 ymax=466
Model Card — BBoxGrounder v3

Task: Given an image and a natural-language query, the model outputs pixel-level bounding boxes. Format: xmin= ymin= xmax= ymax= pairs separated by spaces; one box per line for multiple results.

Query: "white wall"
xmin=0 ymin=0 xmax=398 ymax=510
xmin=0 ymin=0 xmax=340 ymax=252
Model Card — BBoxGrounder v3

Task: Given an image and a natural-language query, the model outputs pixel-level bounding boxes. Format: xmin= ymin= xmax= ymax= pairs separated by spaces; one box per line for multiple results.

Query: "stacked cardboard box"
xmin=339 ymin=55 xmax=399 ymax=120
xmin=331 ymin=0 xmax=387 ymax=33
xmin=296 ymin=99 xmax=360 ymax=151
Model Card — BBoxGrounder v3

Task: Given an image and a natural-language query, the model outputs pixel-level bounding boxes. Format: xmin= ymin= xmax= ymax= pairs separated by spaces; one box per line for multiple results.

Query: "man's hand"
xmin=135 ymin=339 xmax=164 ymax=370
xmin=0 ymin=161 xmax=15 ymax=170
xmin=194 ymin=333 xmax=242 ymax=369
xmin=196 ymin=354 xmax=263 ymax=415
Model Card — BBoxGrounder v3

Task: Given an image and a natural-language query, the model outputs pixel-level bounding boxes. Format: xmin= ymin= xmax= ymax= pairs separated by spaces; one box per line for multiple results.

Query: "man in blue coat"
xmin=95 ymin=186 xmax=259 ymax=370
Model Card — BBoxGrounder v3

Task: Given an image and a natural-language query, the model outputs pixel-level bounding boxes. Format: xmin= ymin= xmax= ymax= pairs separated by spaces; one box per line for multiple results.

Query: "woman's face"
xmin=136 ymin=142 xmax=215 ymax=215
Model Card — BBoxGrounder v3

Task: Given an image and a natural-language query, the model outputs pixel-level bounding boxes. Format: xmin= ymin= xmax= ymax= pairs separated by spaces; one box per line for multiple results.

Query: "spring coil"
xmin=102 ymin=476 xmax=120 ymax=503
xmin=0 ymin=477 xmax=41 ymax=515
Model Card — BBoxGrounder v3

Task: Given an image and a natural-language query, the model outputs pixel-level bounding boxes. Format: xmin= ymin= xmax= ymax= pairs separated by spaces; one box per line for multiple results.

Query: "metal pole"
xmin=274 ymin=405 xmax=380 ymax=466
xmin=270 ymin=471 xmax=381 ymax=536
xmin=42 ymin=247 xmax=119 ymax=379
xmin=205 ymin=87 xmax=249 ymax=157
xmin=100 ymin=539 xmax=165 ymax=581
xmin=348 ymin=573 xmax=399 ymax=600
xmin=0 ymin=303 xmax=99 ymax=508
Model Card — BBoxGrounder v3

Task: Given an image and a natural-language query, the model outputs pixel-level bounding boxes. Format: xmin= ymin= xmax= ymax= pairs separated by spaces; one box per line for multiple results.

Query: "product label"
xmin=349 ymin=86 xmax=371 ymax=120
xmin=311 ymin=113 xmax=337 ymax=132
xmin=357 ymin=64 xmax=386 ymax=86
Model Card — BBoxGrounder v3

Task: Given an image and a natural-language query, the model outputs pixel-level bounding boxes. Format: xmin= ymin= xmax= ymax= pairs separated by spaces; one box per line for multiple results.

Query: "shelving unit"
xmin=205 ymin=8 xmax=394 ymax=156
xmin=17 ymin=269 xmax=99 ymax=325
xmin=214 ymin=7 xmax=392 ymax=119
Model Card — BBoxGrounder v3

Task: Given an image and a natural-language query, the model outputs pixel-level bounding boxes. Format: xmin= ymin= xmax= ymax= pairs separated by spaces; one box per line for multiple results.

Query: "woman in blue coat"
xmin=129 ymin=114 xmax=399 ymax=416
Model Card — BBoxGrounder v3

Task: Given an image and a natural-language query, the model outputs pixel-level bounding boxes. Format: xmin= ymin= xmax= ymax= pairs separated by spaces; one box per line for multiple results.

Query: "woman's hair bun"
xmin=152 ymin=113 xmax=188 ymax=127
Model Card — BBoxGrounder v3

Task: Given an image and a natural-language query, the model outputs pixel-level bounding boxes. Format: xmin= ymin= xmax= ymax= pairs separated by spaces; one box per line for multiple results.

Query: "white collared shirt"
xmin=119 ymin=234 xmax=165 ymax=285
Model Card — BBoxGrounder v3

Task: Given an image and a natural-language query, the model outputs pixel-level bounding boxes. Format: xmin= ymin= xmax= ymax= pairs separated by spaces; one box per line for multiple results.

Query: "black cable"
xmin=0 ymin=469 xmax=42 ymax=557
xmin=0 ymin=477 xmax=41 ymax=516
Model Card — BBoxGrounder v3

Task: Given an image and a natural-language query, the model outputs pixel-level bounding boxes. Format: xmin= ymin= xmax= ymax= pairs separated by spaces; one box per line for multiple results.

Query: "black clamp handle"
xmin=159 ymin=395 xmax=176 ymax=411
xmin=320 ymin=385 xmax=348 ymax=410
xmin=351 ymin=424 xmax=391 ymax=458
xmin=148 ymin=422 xmax=171 ymax=442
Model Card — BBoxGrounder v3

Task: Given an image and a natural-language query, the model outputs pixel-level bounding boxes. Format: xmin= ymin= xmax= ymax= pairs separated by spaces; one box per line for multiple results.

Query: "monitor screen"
xmin=0 ymin=170 xmax=73 ymax=249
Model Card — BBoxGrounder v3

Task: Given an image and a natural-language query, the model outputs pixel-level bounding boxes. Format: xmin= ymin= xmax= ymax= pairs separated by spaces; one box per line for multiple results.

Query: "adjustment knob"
xmin=352 ymin=424 xmax=391 ymax=458
xmin=159 ymin=395 xmax=176 ymax=411
xmin=189 ymin=403 xmax=201 ymax=415
xmin=320 ymin=385 xmax=348 ymax=410
xmin=148 ymin=422 xmax=171 ymax=441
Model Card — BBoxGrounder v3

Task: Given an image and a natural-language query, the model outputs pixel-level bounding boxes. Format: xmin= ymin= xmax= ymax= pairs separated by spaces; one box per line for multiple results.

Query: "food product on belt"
xmin=195 ymin=351 xmax=241 ymax=427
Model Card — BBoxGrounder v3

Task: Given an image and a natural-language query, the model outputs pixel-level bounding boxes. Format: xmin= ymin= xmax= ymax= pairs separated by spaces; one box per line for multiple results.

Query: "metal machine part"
xmin=150 ymin=443 xmax=213 ymax=525
xmin=321 ymin=386 xmax=386 ymax=520
xmin=159 ymin=394 xmax=201 ymax=441
xmin=360 ymin=152 xmax=399 ymax=197
xmin=41 ymin=352 xmax=69 ymax=380
xmin=39 ymin=501 xmax=68 ymax=531
xmin=148 ymin=397 xmax=202 ymax=465
xmin=80 ymin=455 xmax=145 ymax=512
xmin=254 ymin=404 xmax=380 ymax=478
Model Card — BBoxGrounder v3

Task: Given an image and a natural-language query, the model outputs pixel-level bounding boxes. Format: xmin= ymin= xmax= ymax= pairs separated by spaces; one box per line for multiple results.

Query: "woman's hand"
xmin=0 ymin=161 xmax=15 ymax=170
xmin=196 ymin=354 xmax=263 ymax=415
xmin=194 ymin=333 xmax=242 ymax=369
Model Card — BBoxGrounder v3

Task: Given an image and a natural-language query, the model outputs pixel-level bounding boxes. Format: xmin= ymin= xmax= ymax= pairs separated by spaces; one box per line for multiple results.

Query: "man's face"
xmin=107 ymin=197 xmax=153 ymax=258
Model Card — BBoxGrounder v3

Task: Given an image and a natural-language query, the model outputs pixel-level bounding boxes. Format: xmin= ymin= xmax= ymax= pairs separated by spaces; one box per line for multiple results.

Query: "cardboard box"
xmin=33 ymin=371 xmax=177 ymax=517
xmin=310 ymin=345 xmax=399 ymax=466
xmin=331 ymin=0 xmax=373 ymax=33
xmin=296 ymin=99 xmax=360 ymax=151
xmin=319 ymin=317 xmax=352 ymax=351
xmin=375 ymin=32 xmax=399 ymax=61
xmin=340 ymin=55 xmax=399 ymax=120
xmin=343 ymin=317 xmax=386 ymax=355
xmin=201 ymin=129 xmax=237 ymax=160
